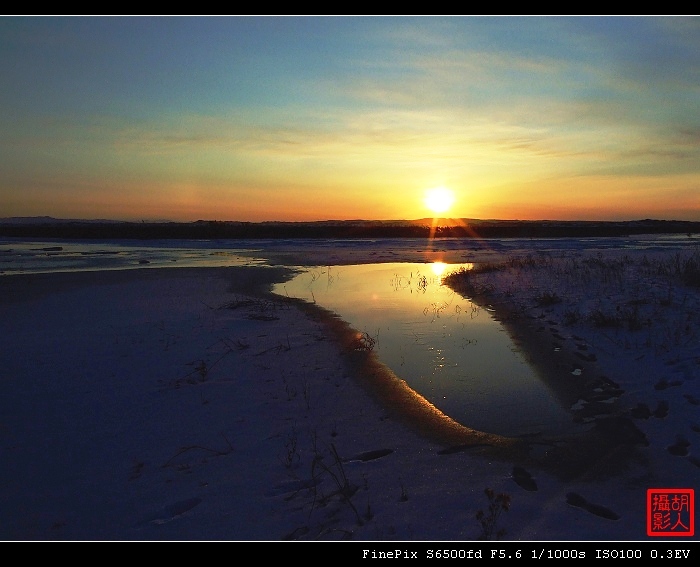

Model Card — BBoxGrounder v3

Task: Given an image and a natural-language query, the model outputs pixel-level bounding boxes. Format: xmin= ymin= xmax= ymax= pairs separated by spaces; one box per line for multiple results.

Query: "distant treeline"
xmin=1 ymin=219 xmax=700 ymax=240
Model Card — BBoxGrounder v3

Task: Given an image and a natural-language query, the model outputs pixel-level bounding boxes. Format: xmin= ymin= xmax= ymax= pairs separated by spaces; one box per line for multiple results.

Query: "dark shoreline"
xmin=2 ymin=217 xmax=700 ymax=240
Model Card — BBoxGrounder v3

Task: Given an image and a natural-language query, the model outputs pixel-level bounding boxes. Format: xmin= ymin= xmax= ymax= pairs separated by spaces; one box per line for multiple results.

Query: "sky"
xmin=1 ymin=16 xmax=699 ymax=223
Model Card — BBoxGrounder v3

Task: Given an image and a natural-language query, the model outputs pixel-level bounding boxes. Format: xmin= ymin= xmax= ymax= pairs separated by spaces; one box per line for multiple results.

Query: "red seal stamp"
xmin=647 ymin=488 xmax=694 ymax=536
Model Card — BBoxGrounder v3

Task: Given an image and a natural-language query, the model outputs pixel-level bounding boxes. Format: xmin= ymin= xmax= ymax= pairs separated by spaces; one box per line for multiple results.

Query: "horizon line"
xmin=3 ymin=216 xmax=700 ymax=226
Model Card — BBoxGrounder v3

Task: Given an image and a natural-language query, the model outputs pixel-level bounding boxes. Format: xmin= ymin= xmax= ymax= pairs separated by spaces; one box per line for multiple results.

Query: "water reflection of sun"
xmin=430 ymin=261 xmax=447 ymax=277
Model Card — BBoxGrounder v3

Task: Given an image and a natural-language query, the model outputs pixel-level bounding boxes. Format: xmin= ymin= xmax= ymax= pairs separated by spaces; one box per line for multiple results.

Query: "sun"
xmin=424 ymin=187 xmax=455 ymax=215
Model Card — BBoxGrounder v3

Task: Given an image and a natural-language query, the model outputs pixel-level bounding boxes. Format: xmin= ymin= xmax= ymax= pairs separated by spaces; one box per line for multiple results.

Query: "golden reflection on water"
xmin=430 ymin=261 xmax=447 ymax=277
xmin=431 ymin=261 xmax=474 ymax=279
xmin=274 ymin=262 xmax=579 ymax=438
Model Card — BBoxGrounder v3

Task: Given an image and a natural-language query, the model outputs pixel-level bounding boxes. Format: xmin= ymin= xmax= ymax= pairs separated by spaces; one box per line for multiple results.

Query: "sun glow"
xmin=430 ymin=261 xmax=447 ymax=278
xmin=424 ymin=187 xmax=455 ymax=215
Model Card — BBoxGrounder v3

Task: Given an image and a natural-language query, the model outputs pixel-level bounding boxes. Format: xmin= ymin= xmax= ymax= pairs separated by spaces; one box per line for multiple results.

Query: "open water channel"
xmin=274 ymin=262 xmax=581 ymax=438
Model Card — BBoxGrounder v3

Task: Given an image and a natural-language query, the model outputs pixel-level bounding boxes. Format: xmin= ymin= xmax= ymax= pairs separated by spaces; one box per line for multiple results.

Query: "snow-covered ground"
xmin=0 ymin=236 xmax=698 ymax=541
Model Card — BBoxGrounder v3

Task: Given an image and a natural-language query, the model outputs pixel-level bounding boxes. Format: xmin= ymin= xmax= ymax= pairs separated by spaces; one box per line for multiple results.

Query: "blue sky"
xmin=1 ymin=16 xmax=698 ymax=221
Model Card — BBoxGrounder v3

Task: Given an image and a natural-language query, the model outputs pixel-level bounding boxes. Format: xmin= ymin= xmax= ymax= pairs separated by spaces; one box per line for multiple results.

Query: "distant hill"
xmin=1 ymin=217 xmax=699 ymax=240
xmin=0 ymin=216 xmax=163 ymax=225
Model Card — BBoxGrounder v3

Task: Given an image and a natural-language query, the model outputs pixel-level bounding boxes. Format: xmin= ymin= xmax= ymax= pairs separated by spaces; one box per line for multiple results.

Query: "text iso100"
xmin=595 ymin=550 xmax=642 ymax=559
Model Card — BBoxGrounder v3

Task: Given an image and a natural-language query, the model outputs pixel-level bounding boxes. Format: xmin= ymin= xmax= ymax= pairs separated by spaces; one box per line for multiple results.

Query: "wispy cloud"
xmin=1 ymin=16 xmax=699 ymax=221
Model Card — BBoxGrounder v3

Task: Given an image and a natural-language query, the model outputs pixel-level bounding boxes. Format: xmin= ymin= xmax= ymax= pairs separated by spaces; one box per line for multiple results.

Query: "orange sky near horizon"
xmin=1 ymin=17 xmax=699 ymax=223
